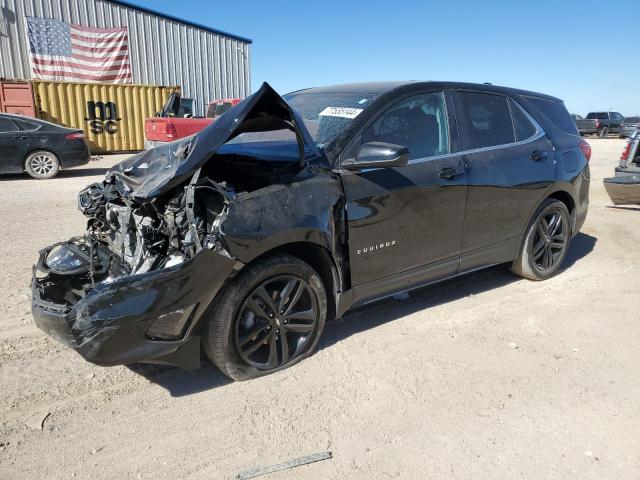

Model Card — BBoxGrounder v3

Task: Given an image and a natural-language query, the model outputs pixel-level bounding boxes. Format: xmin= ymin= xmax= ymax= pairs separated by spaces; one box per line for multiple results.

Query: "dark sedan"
xmin=0 ymin=113 xmax=90 ymax=179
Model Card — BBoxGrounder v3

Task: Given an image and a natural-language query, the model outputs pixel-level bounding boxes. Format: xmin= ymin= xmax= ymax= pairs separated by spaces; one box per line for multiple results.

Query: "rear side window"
xmin=0 ymin=117 xmax=19 ymax=132
xmin=457 ymin=92 xmax=514 ymax=149
xmin=15 ymin=119 xmax=41 ymax=131
xmin=509 ymin=99 xmax=537 ymax=141
xmin=526 ymin=96 xmax=578 ymax=135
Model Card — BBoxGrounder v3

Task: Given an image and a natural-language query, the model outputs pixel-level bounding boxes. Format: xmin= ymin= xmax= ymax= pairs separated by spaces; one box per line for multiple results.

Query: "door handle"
xmin=530 ymin=150 xmax=548 ymax=162
xmin=14 ymin=136 xmax=27 ymax=140
xmin=438 ymin=166 xmax=464 ymax=180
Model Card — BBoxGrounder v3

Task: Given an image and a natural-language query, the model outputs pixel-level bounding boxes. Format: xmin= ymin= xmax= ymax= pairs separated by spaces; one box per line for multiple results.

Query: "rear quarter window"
xmin=16 ymin=119 xmax=41 ymax=131
xmin=525 ymin=96 xmax=578 ymax=135
xmin=508 ymin=99 xmax=537 ymax=141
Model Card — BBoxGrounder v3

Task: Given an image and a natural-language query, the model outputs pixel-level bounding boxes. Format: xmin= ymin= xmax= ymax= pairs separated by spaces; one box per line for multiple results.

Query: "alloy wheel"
xmin=30 ymin=153 xmax=55 ymax=176
xmin=234 ymin=275 xmax=319 ymax=370
xmin=532 ymin=210 xmax=568 ymax=271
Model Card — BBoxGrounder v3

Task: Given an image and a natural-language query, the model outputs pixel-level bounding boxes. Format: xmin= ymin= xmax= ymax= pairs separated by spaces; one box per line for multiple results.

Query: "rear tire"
xmin=203 ymin=253 xmax=327 ymax=381
xmin=25 ymin=150 xmax=60 ymax=179
xmin=511 ymin=199 xmax=571 ymax=281
xmin=599 ymin=127 xmax=609 ymax=139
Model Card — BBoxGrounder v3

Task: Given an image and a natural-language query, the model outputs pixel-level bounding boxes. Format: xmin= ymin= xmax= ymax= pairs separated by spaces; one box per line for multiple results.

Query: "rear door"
xmin=611 ymin=112 xmax=624 ymax=132
xmin=0 ymin=116 xmax=26 ymax=173
xmin=452 ymin=91 xmax=555 ymax=270
xmin=341 ymin=90 xmax=467 ymax=286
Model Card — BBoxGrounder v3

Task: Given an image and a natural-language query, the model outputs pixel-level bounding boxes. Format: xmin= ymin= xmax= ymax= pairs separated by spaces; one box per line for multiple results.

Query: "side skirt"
xmin=336 ymin=236 xmax=521 ymax=318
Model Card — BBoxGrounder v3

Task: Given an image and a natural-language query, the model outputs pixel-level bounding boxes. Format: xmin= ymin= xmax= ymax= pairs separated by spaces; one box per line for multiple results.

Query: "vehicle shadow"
xmin=58 ymin=167 xmax=110 ymax=178
xmin=320 ymin=232 xmax=596 ymax=351
xmin=0 ymin=167 xmax=109 ymax=181
xmin=127 ymin=362 xmax=231 ymax=397
xmin=561 ymin=232 xmax=597 ymax=269
xmin=132 ymin=232 xmax=596 ymax=397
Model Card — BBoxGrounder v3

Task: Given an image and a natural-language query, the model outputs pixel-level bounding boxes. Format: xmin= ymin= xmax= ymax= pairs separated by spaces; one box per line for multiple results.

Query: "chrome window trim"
xmin=406 ymin=97 xmax=546 ymax=165
xmin=336 ymin=91 xmax=547 ymax=172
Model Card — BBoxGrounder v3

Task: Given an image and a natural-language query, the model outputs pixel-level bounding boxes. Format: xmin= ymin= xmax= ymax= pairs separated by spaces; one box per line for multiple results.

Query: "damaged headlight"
xmin=45 ymin=243 xmax=90 ymax=275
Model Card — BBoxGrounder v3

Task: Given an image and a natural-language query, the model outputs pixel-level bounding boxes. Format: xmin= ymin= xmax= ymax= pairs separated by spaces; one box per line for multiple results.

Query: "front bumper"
xmin=31 ymin=242 xmax=240 ymax=368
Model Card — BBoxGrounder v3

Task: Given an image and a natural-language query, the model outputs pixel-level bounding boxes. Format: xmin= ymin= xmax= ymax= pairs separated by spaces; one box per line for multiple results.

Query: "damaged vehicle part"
xmin=33 ymin=81 xmax=589 ymax=381
xmin=604 ymin=127 xmax=640 ymax=205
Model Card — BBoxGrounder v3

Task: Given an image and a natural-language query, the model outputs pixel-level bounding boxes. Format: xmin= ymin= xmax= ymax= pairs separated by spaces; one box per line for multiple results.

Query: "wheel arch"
xmin=523 ymin=188 xmax=577 ymax=237
xmin=241 ymin=241 xmax=343 ymax=323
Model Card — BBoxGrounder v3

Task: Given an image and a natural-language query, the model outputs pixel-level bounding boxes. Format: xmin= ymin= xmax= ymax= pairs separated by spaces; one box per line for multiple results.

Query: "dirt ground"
xmin=0 ymin=139 xmax=638 ymax=479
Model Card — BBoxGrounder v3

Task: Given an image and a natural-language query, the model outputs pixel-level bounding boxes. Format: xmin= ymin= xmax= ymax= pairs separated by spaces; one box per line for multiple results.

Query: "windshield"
xmin=284 ymin=91 xmax=380 ymax=148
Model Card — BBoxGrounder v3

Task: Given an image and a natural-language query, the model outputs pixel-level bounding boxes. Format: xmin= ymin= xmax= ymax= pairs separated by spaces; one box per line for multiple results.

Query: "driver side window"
xmin=362 ymin=92 xmax=450 ymax=160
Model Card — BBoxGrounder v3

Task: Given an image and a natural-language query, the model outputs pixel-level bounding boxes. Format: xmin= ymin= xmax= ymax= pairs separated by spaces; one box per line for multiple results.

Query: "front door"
xmin=340 ymin=91 xmax=467 ymax=286
xmin=0 ymin=117 xmax=25 ymax=174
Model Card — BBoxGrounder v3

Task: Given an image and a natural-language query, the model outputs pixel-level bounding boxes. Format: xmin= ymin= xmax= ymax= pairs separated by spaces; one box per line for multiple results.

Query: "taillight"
xmin=165 ymin=123 xmax=177 ymax=140
xmin=579 ymin=141 xmax=592 ymax=161
xmin=621 ymin=141 xmax=632 ymax=161
xmin=65 ymin=132 xmax=84 ymax=140
xmin=595 ymin=119 xmax=600 ymax=128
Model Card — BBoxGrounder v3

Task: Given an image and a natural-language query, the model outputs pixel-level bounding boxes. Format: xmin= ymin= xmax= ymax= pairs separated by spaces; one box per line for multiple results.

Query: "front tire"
xmin=25 ymin=150 xmax=60 ymax=179
xmin=203 ymin=253 xmax=327 ymax=381
xmin=511 ymin=199 xmax=571 ymax=281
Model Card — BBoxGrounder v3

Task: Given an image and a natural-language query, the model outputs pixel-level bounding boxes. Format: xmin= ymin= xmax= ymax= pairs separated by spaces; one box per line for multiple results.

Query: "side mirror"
xmin=343 ymin=142 xmax=410 ymax=170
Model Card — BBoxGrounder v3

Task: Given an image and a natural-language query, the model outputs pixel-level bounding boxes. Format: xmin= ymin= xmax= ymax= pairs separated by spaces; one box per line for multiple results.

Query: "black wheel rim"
xmin=234 ymin=275 xmax=319 ymax=370
xmin=532 ymin=210 xmax=568 ymax=271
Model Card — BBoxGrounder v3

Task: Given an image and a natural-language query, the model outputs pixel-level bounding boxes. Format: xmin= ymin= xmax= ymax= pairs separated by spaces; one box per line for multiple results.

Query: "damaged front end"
xmin=31 ymin=83 xmax=325 ymax=369
xmin=31 ymin=160 xmax=240 ymax=368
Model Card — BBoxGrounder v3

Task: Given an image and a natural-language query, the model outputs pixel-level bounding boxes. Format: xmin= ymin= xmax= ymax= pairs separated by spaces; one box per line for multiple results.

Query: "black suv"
xmin=31 ymin=82 xmax=590 ymax=380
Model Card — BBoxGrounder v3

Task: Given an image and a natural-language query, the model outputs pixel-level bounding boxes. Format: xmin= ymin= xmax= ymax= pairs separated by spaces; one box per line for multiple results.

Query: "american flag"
xmin=26 ymin=17 xmax=132 ymax=84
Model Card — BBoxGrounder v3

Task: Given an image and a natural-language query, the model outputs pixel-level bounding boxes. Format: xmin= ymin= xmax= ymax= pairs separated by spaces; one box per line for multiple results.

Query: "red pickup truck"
xmin=144 ymin=92 xmax=240 ymax=149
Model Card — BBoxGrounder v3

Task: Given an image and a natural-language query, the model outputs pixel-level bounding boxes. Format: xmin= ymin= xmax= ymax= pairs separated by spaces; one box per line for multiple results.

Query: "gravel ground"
xmin=0 ymin=140 xmax=639 ymax=479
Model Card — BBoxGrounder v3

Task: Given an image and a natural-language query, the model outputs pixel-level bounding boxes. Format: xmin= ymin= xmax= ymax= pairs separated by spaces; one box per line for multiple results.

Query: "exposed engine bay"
xmin=36 ymin=143 xmax=305 ymax=309
xmin=79 ymin=170 xmax=230 ymax=277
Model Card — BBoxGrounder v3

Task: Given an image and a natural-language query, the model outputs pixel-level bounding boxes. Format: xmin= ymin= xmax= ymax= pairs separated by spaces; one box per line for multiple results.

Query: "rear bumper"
xmin=61 ymin=142 xmax=91 ymax=168
xmin=604 ymin=176 xmax=640 ymax=205
xmin=31 ymin=241 xmax=241 ymax=368
xmin=621 ymin=126 xmax=639 ymax=138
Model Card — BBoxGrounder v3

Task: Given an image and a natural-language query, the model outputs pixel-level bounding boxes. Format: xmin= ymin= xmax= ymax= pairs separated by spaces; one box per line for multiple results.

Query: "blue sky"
xmin=134 ymin=0 xmax=640 ymax=115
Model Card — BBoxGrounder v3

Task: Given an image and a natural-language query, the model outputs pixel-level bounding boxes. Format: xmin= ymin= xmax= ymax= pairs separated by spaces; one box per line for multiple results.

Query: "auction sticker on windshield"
xmin=318 ymin=107 xmax=363 ymax=119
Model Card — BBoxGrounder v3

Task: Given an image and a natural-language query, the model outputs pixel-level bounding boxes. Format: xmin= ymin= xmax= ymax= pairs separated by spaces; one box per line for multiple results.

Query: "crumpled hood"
xmin=105 ymin=82 xmax=321 ymax=201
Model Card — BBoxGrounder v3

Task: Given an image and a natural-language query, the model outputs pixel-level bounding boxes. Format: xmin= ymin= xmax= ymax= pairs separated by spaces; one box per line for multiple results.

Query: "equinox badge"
xmin=357 ymin=240 xmax=397 ymax=255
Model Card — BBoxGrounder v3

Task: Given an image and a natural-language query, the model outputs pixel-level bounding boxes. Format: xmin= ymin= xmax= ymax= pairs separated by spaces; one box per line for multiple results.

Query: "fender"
xmin=218 ymin=170 xmax=348 ymax=282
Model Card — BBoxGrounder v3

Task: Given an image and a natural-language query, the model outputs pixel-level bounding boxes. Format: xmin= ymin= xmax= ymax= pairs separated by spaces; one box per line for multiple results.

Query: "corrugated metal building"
xmin=0 ymin=0 xmax=252 ymax=115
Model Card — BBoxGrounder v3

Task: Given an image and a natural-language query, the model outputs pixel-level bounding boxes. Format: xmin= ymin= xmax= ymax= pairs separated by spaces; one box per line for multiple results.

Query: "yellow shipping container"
xmin=31 ymin=80 xmax=179 ymax=153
